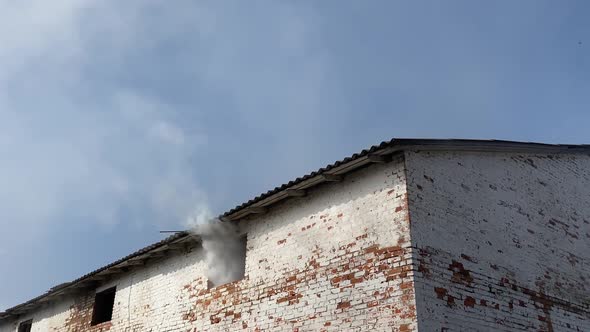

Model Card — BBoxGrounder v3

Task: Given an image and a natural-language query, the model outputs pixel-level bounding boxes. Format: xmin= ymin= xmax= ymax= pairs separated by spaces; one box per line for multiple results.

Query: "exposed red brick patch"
xmin=522 ymin=288 xmax=555 ymax=331
xmin=449 ymin=260 xmax=473 ymax=286
xmin=367 ymin=300 xmax=379 ymax=308
xmin=446 ymin=295 xmax=456 ymax=307
xmin=308 ymin=258 xmax=320 ymax=269
xmin=464 ymin=296 xmax=476 ymax=308
xmin=342 ymin=242 xmax=356 ymax=249
xmin=363 ymin=244 xmax=379 ymax=254
xmin=277 ymin=239 xmax=287 ymax=245
xmin=400 ymin=281 xmax=413 ymax=290
xmin=376 ymin=245 xmax=403 ymax=258
xmin=336 ymin=301 xmax=351 ymax=310
xmin=434 ymin=287 xmax=447 ymax=299
xmin=397 ymin=236 xmax=406 ymax=245
xmin=399 ymin=323 xmax=411 ymax=332
xmin=330 ymin=276 xmax=343 ymax=285
xmin=277 ymin=290 xmax=303 ymax=305
xmin=63 ymin=294 xmax=114 ymax=332
xmin=417 ymin=260 xmax=431 ymax=278
xmin=179 ymin=243 xmax=416 ymax=330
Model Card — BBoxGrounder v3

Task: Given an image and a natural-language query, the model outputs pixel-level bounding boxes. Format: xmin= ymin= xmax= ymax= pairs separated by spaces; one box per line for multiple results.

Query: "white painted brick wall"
xmin=0 ymin=157 xmax=414 ymax=331
xmin=0 ymin=249 xmax=208 ymax=332
xmin=181 ymin=158 xmax=415 ymax=331
xmin=405 ymin=150 xmax=590 ymax=331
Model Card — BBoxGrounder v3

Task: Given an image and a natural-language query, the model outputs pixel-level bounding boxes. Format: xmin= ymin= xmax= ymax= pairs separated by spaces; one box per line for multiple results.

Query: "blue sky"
xmin=0 ymin=1 xmax=588 ymax=310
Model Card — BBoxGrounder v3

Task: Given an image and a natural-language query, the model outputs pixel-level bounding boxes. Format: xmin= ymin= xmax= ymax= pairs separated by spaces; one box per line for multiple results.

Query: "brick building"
xmin=1 ymin=139 xmax=589 ymax=331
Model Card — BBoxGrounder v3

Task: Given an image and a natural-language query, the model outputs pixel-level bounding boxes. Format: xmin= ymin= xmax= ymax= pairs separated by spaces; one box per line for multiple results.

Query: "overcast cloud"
xmin=0 ymin=1 xmax=589 ymax=310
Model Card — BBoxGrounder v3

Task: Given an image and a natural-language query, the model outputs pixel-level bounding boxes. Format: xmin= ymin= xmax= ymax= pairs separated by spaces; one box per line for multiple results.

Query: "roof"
xmin=2 ymin=138 xmax=588 ymax=320
xmin=219 ymin=138 xmax=589 ymax=221
xmin=0 ymin=232 xmax=198 ymax=320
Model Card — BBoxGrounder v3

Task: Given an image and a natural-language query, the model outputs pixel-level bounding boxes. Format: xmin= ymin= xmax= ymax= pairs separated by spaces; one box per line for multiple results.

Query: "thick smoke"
xmin=188 ymin=213 xmax=246 ymax=288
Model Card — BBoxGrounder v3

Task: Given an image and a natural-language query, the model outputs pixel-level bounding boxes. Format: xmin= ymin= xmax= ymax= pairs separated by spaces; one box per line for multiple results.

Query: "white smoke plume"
xmin=187 ymin=207 xmax=246 ymax=287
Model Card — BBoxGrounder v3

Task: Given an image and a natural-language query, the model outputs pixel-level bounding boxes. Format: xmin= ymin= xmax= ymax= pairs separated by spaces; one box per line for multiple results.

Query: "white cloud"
xmin=0 ymin=1 xmax=212 ymax=242
xmin=186 ymin=203 xmax=214 ymax=228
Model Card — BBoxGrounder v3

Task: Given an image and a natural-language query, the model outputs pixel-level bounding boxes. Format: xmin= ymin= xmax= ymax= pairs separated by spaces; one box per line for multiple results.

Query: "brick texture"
xmin=405 ymin=151 xmax=590 ymax=331
xmin=1 ymin=157 xmax=415 ymax=331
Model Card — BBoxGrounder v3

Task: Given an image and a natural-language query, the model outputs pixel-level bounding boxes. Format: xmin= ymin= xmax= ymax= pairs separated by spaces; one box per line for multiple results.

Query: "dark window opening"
xmin=91 ymin=287 xmax=116 ymax=325
xmin=207 ymin=235 xmax=247 ymax=289
xmin=235 ymin=235 xmax=247 ymax=279
xmin=17 ymin=319 xmax=32 ymax=332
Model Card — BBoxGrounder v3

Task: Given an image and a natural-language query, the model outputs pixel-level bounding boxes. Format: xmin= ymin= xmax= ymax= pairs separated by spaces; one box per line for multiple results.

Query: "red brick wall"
xmin=178 ymin=158 xmax=416 ymax=330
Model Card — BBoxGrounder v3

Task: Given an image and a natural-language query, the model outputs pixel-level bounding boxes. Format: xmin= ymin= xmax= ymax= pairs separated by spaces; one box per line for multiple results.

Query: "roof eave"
xmin=0 ymin=232 xmax=200 ymax=320
xmin=219 ymin=138 xmax=590 ymax=221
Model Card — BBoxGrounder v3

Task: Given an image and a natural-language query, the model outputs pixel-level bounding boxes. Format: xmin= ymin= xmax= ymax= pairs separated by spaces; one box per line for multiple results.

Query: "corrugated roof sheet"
xmin=0 ymin=231 xmax=193 ymax=320
xmin=219 ymin=138 xmax=589 ymax=220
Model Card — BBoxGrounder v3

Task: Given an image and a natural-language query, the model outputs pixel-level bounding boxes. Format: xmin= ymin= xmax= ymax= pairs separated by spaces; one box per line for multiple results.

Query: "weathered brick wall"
xmin=0 ymin=157 xmax=415 ymax=331
xmin=182 ymin=157 xmax=415 ymax=331
xmin=0 ymin=293 xmax=86 ymax=331
xmin=405 ymin=150 xmax=590 ymax=331
xmin=1 ymin=248 xmax=208 ymax=332
xmin=94 ymin=248 xmax=208 ymax=332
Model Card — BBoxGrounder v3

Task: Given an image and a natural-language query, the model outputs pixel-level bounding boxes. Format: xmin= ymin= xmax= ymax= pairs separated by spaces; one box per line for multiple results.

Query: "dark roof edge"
xmin=219 ymin=138 xmax=589 ymax=221
xmin=0 ymin=231 xmax=199 ymax=320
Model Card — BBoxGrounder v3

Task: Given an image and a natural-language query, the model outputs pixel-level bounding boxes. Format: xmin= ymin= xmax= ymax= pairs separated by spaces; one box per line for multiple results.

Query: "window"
xmin=206 ymin=235 xmax=247 ymax=289
xmin=235 ymin=235 xmax=247 ymax=280
xmin=17 ymin=319 xmax=32 ymax=332
xmin=91 ymin=287 xmax=116 ymax=325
